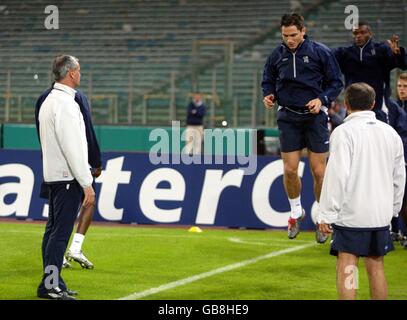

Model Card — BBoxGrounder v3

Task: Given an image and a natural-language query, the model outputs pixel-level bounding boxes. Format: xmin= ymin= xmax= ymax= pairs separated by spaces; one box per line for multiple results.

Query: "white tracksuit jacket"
xmin=39 ymin=83 xmax=93 ymax=188
xmin=319 ymin=110 xmax=405 ymax=229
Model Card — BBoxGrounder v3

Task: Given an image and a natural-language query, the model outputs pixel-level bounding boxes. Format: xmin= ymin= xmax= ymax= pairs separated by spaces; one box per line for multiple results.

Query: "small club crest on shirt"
xmin=371 ymin=48 xmax=376 ymax=56
xmin=303 ymin=56 xmax=309 ymax=63
xmin=63 ymin=171 xmax=68 ymax=178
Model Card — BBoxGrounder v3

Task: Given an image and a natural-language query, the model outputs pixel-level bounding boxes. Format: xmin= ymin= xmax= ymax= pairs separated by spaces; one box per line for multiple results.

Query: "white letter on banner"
xmin=139 ymin=168 xmax=185 ymax=223
xmin=252 ymin=159 xmax=305 ymax=227
xmin=42 ymin=204 xmax=49 ymax=218
xmin=96 ymin=157 xmax=131 ymax=221
xmin=195 ymin=169 xmax=244 ymax=224
xmin=0 ymin=164 xmax=34 ymax=217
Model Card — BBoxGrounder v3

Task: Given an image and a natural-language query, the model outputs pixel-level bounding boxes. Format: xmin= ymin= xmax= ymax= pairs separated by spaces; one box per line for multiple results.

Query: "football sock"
xmin=69 ymin=233 xmax=85 ymax=253
xmin=289 ymin=196 xmax=303 ymax=219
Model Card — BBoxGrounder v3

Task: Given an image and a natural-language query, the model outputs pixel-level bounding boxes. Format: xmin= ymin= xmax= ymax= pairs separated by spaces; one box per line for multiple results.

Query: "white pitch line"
xmin=227 ymin=237 xmax=291 ymax=247
xmin=118 ymin=242 xmax=315 ymax=300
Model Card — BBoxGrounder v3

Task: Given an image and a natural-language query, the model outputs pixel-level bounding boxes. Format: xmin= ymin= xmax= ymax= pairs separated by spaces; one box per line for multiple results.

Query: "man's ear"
xmin=344 ymin=100 xmax=351 ymax=111
xmin=368 ymin=102 xmax=375 ymax=110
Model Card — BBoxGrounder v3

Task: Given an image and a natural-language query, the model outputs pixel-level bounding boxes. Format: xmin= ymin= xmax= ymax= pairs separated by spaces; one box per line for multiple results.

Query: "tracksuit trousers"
xmin=37 ymin=182 xmax=82 ymax=294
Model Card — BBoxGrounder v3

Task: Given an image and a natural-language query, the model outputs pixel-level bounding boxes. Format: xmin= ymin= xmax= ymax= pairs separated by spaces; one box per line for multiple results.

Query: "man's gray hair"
xmin=52 ymin=55 xmax=79 ymax=81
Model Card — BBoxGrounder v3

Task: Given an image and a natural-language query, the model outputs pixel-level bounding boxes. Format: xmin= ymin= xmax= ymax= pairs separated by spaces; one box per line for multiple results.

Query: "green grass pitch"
xmin=0 ymin=221 xmax=406 ymax=300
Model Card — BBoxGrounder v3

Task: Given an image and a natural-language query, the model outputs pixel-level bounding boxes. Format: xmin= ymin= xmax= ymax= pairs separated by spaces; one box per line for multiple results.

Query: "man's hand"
xmin=92 ymin=166 xmax=102 ymax=178
xmin=82 ymin=185 xmax=96 ymax=209
xmin=263 ymin=94 xmax=275 ymax=109
xmin=318 ymin=222 xmax=333 ymax=235
xmin=306 ymin=98 xmax=322 ymax=114
xmin=387 ymin=34 xmax=401 ymax=55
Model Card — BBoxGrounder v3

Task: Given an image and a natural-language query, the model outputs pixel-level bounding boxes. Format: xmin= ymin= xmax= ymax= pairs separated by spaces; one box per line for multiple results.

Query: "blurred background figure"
xmin=185 ymin=93 xmax=206 ymax=155
xmin=289 ymin=0 xmax=303 ymax=13
xmin=397 ymin=72 xmax=407 ymax=110
xmin=388 ymin=72 xmax=407 ymax=247
xmin=328 ymin=100 xmax=347 ymax=132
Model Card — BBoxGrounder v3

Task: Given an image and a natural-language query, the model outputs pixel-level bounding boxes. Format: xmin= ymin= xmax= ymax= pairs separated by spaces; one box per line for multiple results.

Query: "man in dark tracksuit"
xmin=388 ymin=73 xmax=407 ymax=246
xmin=185 ymin=93 xmax=206 ymax=154
xmin=333 ymin=22 xmax=407 ymax=123
xmin=262 ymin=13 xmax=343 ymax=241
xmin=35 ymin=84 xmax=102 ymax=269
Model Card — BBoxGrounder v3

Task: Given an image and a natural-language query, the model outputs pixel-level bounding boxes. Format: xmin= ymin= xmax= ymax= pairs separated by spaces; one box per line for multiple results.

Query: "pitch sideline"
xmin=118 ymin=242 xmax=316 ymax=300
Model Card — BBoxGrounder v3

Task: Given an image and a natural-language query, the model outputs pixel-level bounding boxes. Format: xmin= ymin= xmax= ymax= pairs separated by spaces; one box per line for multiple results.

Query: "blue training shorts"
xmin=330 ymin=225 xmax=394 ymax=257
xmin=276 ymin=107 xmax=329 ymax=153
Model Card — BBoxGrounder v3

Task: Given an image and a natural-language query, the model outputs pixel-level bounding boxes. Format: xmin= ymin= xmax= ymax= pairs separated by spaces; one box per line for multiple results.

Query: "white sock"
xmin=69 ymin=233 xmax=85 ymax=253
xmin=289 ymin=196 xmax=303 ymax=218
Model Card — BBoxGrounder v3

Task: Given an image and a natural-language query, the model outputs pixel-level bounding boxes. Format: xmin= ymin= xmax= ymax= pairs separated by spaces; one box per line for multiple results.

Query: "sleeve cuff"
xmin=318 ymin=212 xmax=337 ymax=225
xmin=263 ymin=91 xmax=275 ymax=98
xmin=79 ymin=176 xmax=93 ymax=189
xmin=318 ymin=94 xmax=329 ymax=106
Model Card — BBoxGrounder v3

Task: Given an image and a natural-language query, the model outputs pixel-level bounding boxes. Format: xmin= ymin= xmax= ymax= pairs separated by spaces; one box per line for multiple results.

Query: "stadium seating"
xmin=0 ymin=0 xmax=405 ymax=126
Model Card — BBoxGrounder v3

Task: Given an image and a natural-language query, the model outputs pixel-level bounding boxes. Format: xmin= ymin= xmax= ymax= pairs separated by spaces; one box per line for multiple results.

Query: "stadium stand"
xmin=0 ymin=0 xmax=405 ymax=126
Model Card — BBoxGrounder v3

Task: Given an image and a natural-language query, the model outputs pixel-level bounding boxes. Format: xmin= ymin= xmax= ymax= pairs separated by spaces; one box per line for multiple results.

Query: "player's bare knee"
xmin=310 ymin=167 xmax=325 ymax=182
xmin=284 ymin=165 xmax=299 ymax=179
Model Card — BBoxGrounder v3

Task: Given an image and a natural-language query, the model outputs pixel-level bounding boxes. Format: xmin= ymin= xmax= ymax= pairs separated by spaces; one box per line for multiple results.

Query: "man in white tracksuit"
xmin=318 ymin=83 xmax=405 ymax=300
xmin=37 ymin=55 xmax=95 ymax=300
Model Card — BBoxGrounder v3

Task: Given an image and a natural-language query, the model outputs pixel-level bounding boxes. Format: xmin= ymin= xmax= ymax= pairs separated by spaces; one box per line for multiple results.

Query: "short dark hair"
xmin=280 ymin=13 xmax=304 ymax=30
xmin=344 ymin=83 xmax=376 ymax=111
xmin=357 ymin=20 xmax=371 ymax=31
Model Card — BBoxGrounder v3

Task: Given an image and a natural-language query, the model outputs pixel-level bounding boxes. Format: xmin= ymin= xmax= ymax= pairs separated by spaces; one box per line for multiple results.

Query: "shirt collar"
xmin=343 ymin=110 xmax=376 ymax=122
xmin=53 ymin=82 xmax=76 ymax=97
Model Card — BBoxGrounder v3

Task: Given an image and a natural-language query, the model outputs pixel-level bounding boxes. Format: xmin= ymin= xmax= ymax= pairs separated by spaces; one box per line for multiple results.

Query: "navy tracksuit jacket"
xmin=334 ymin=39 xmax=407 ymax=122
xmin=388 ymin=98 xmax=407 ymax=163
xmin=262 ymin=36 xmax=343 ymax=110
xmin=186 ymin=102 xmax=206 ymax=125
xmin=397 ymin=99 xmax=407 ymax=111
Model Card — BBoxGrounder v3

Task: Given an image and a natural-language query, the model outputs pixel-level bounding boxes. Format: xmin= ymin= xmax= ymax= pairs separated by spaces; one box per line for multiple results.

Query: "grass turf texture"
xmin=0 ymin=221 xmax=406 ymax=300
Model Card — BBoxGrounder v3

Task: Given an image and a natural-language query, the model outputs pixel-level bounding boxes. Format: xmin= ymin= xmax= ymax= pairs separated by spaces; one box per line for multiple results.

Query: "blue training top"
xmin=186 ymin=101 xmax=206 ymax=125
xmin=334 ymin=39 xmax=407 ymax=121
xmin=388 ymin=98 xmax=407 ymax=163
xmin=262 ymin=35 xmax=343 ymax=110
